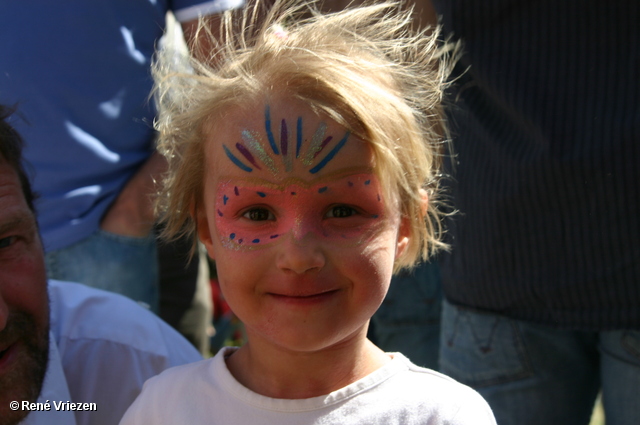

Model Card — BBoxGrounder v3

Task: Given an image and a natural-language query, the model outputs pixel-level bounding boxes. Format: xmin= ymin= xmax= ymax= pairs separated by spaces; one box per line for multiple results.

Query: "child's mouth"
xmin=268 ymin=290 xmax=339 ymax=304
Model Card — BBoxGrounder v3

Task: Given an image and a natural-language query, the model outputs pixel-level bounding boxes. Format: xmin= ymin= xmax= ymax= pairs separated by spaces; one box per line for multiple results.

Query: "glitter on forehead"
xmin=235 ymin=143 xmax=261 ymax=170
xmin=309 ymin=131 xmax=350 ymax=174
xmin=241 ymin=130 xmax=278 ymax=174
xmin=223 ymin=105 xmax=352 ymax=175
xmin=280 ymin=119 xmax=288 ymax=156
xmin=303 ymin=122 xmax=328 ymax=166
xmin=313 ymin=136 xmax=333 ymax=159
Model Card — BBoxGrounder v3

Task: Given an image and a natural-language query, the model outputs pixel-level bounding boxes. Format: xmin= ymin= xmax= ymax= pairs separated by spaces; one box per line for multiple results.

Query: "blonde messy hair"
xmin=154 ymin=0 xmax=456 ymax=271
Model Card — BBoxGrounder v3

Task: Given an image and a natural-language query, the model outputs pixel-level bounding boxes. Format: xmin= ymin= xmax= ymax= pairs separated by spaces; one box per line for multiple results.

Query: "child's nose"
xmin=275 ymin=233 xmax=326 ymax=274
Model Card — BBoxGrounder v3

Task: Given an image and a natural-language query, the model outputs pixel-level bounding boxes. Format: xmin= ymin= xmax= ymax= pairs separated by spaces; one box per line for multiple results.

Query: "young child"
xmin=120 ymin=1 xmax=496 ymax=423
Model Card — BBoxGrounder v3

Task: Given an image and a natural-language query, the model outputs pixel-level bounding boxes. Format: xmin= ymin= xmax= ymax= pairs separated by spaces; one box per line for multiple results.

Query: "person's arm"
xmin=99 ymin=12 xmax=227 ymax=238
xmin=100 ymin=152 xmax=166 ymax=237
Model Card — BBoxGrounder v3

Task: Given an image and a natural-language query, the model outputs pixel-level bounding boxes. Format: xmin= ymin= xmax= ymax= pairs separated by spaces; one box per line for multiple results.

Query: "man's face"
xmin=0 ymin=158 xmax=49 ymax=425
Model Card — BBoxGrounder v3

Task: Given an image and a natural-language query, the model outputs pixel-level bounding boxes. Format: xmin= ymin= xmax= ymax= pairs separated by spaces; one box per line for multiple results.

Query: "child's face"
xmin=197 ymin=97 xmax=410 ymax=354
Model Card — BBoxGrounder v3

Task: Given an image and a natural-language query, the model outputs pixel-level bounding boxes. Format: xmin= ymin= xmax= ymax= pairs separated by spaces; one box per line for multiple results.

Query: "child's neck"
xmin=225 ymin=332 xmax=390 ymax=399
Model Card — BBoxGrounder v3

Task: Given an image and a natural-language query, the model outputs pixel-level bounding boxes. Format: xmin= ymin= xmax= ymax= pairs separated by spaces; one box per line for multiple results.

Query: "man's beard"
xmin=0 ymin=311 xmax=49 ymax=425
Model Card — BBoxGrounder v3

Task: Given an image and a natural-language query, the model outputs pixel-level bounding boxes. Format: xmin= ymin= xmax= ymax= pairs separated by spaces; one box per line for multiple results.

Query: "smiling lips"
xmin=267 ymin=289 xmax=339 ymax=303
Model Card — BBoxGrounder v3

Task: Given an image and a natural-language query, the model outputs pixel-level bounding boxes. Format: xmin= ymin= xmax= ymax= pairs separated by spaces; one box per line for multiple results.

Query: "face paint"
xmin=222 ymin=105 xmax=350 ymax=176
xmin=214 ymin=171 xmax=387 ymax=251
xmin=199 ymin=100 xmax=405 ymax=363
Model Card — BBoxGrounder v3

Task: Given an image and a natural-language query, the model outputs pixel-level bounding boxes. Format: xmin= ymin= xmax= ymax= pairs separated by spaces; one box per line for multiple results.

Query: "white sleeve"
xmin=448 ymin=387 xmax=497 ymax=425
xmin=49 ymin=280 xmax=202 ymax=425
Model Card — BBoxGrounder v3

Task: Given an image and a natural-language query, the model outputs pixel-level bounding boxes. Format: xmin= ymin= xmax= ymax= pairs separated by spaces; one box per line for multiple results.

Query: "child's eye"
xmin=242 ymin=208 xmax=275 ymax=221
xmin=326 ymin=205 xmax=357 ymax=218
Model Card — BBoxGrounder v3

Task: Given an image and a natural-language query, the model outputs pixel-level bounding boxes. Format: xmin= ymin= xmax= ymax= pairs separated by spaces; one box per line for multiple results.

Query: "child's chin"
xmin=259 ymin=326 xmax=366 ymax=355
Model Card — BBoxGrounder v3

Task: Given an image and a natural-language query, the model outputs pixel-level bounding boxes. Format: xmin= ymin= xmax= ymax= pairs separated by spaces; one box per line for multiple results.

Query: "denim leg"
xmin=370 ymin=261 xmax=442 ymax=368
xmin=440 ymin=300 xmax=600 ymax=425
xmin=600 ymin=330 xmax=640 ymax=425
xmin=45 ymin=229 xmax=158 ymax=311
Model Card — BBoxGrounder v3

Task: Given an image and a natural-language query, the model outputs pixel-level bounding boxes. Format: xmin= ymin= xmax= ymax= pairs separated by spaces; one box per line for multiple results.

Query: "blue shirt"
xmin=0 ymin=0 xmax=241 ymax=252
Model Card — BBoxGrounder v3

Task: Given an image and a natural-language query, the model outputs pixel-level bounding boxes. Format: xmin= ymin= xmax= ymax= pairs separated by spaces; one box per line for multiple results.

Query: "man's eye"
xmin=242 ymin=208 xmax=275 ymax=221
xmin=326 ymin=205 xmax=357 ymax=218
xmin=0 ymin=236 xmax=16 ymax=249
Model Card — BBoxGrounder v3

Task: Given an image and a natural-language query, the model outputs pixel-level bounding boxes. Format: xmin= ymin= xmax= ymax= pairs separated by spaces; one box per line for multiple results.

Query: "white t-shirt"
xmin=120 ymin=347 xmax=496 ymax=424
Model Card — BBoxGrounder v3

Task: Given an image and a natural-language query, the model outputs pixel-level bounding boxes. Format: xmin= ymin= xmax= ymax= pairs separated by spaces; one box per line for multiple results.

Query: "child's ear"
xmin=194 ymin=203 xmax=216 ymax=261
xmin=396 ymin=215 xmax=411 ymax=258
xmin=396 ymin=189 xmax=428 ymax=258
xmin=419 ymin=189 xmax=429 ymax=217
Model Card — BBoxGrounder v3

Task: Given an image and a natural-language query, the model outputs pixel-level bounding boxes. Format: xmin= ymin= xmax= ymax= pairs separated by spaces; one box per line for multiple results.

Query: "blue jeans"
xmin=440 ymin=299 xmax=640 ymax=425
xmin=45 ymin=229 xmax=158 ymax=311
xmin=370 ymin=261 xmax=442 ymax=368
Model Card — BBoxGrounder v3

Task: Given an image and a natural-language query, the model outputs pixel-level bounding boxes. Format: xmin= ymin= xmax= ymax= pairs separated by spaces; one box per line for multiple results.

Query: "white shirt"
xmin=22 ymin=280 xmax=202 ymax=425
xmin=120 ymin=347 xmax=496 ymax=424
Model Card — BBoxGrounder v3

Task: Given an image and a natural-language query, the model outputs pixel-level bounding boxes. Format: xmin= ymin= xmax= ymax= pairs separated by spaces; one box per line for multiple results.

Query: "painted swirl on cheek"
xmin=214 ymin=174 xmax=387 ymax=252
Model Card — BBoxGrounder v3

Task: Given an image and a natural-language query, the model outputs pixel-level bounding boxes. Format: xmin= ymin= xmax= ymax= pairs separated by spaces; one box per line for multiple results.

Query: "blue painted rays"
xmin=222 ymin=105 xmax=350 ymax=175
